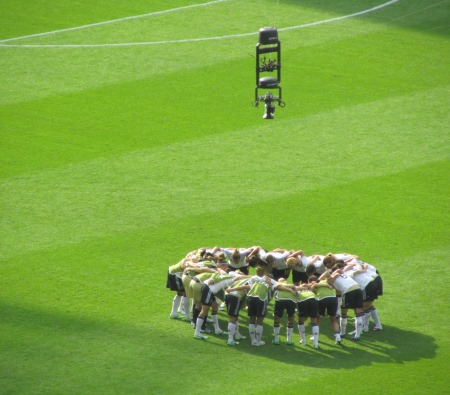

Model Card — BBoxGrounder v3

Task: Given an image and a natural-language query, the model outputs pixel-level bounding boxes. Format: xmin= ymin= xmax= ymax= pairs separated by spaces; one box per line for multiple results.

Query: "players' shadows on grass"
xmin=2 ymin=302 xmax=437 ymax=373
xmin=213 ymin=321 xmax=437 ymax=368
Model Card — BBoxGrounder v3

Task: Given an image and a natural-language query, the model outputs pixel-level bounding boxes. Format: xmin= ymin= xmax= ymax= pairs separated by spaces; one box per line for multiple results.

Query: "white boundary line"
xmin=0 ymin=0 xmax=228 ymax=44
xmin=0 ymin=0 xmax=400 ymax=48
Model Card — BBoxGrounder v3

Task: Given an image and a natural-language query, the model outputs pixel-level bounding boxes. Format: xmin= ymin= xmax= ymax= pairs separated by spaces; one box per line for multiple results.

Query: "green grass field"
xmin=1 ymin=0 xmax=449 ymax=393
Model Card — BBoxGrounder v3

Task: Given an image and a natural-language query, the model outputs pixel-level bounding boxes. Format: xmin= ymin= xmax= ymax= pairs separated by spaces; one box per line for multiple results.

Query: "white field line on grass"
xmin=0 ymin=0 xmax=400 ymax=48
xmin=0 ymin=0 xmax=229 ymax=43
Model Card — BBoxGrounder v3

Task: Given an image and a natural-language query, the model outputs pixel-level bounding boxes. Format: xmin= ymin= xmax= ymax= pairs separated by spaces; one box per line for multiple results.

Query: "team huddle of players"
xmin=166 ymin=246 xmax=383 ymax=347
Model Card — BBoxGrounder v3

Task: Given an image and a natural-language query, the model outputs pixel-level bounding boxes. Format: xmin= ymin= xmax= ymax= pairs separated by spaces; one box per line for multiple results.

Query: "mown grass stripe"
xmin=1 ymin=86 xmax=448 ymax=258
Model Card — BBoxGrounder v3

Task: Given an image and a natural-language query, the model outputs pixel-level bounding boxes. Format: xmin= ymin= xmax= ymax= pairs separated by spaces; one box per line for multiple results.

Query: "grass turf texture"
xmin=1 ymin=0 xmax=449 ymax=393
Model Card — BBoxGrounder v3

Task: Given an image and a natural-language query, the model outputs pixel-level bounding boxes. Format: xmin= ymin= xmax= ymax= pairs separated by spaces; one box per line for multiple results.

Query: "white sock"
xmin=312 ymin=324 xmax=319 ymax=347
xmin=228 ymin=322 xmax=236 ymax=343
xmin=273 ymin=325 xmax=280 ymax=342
xmin=364 ymin=311 xmax=371 ymax=330
xmin=340 ymin=317 xmax=347 ymax=335
xmin=298 ymin=324 xmax=306 ymax=342
xmin=287 ymin=327 xmax=293 ymax=342
xmin=334 ymin=331 xmax=341 ymax=342
xmin=195 ymin=317 xmax=204 ymax=337
xmin=249 ymin=324 xmax=256 ymax=342
xmin=371 ymin=308 xmax=382 ymax=328
xmin=170 ymin=295 xmax=182 ymax=317
xmin=256 ymin=325 xmax=263 ymax=343
xmin=337 ymin=297 xmax=342 ymax=316
xmin=182 ymin=297 xmax=191 ymax=320
xmin=235 ymin=320 xmax=242 ymax=337
xmin=212 ymin=314 xmax=221 ymax=332
xmin=355 ymin=316 xmax=363 ymax=337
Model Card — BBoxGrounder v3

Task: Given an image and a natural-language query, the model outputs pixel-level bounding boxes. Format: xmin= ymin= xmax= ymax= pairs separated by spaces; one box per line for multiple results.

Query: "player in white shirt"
xmin=264 ymin=248 xmax=291 ymax=280
xmin=194 ymin=263 xmax=249 ymax=340
xmin=212 ymin=246 xmax=258 ymax=274
xmin=345 ymin=259 xmax=382 ymax=331
xmin=286 ymin=250 xmax=309 ymax=285
xmin=305 ymin=255 xmax=327 ymax=278
xmin=323 ymin=262 xmax=365 ymax=340
xmin=224 ymin=278 xmax=251 ymax=345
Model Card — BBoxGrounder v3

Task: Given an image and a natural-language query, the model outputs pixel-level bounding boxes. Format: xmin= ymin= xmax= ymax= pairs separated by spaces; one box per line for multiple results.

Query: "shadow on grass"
xmin=2 ymin=301 xmax=437 ymax=374
xmin=208 ymin=320 xmax=438 ymax=368
xmin=278 ymin=0 xmax=450 ymax=38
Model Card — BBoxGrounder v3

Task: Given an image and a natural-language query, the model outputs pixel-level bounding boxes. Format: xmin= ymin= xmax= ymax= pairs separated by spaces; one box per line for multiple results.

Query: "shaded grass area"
xmin=0 ymin=295 xmax=442 ymax=394
xmin=278 ymin=0 xmax=450 ymax=38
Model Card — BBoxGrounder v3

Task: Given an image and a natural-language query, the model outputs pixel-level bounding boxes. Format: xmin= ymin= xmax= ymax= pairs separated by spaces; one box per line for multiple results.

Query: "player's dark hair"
xmin=306 ymin=263 xmax=316 ymax=275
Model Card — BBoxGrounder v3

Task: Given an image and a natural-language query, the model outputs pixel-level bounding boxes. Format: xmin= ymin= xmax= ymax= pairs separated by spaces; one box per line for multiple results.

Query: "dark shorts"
xmin=362 ymin=280 xmax=377 ymax=302
xmin=274 ymin=299 xmax=296 ymax=319
xmin=297 ymin=297 xmax=319 ymax=318
xmin=374 ymin=275 xmax=383 ymax=296
xmin=341 ymin=288 xmax=363 ymax=309
xmin=292 ymin=270 xmax=308 ymax=284
xmin=225 ymin=294 xmax=244 ymax=317
xmin=247 ymin=296 xmax=268 ymax=317
xmin=272 ymin=268 xmax=291 ymax=281
xmin=318 ymin=296 xmax=338 ymax=317
xmin=166 ymin=272 xmax=184 ymax=292
xmin=200 ymin=284 xmax=216 ymax=306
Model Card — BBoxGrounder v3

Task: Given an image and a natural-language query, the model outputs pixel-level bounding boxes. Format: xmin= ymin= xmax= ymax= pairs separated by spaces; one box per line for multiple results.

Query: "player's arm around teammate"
xmin=224 ymin=279 xmax=251 ymax=345
xmin=272 ymin=278 xmax=297 ymax=345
